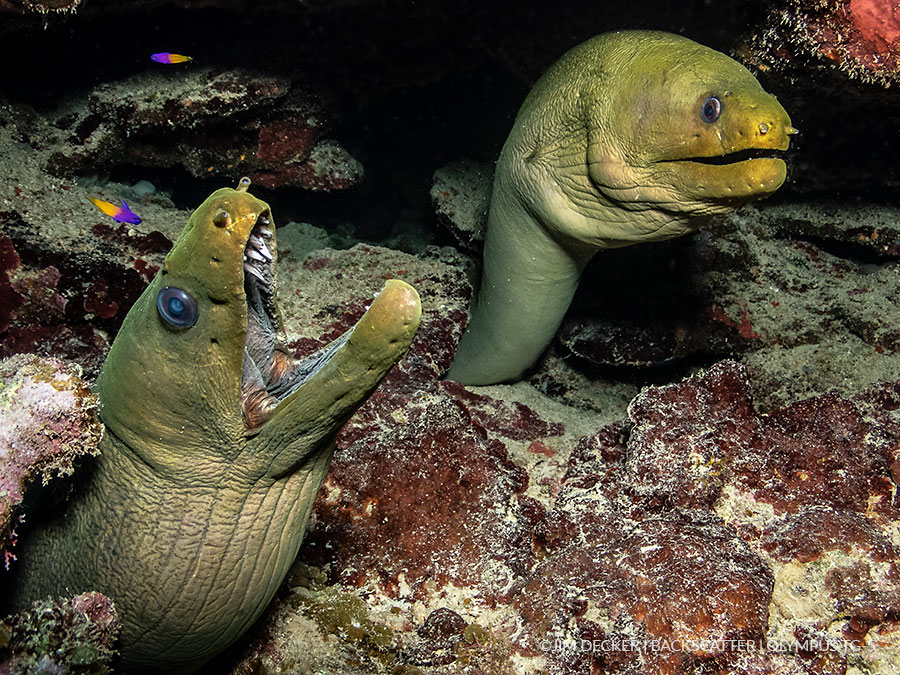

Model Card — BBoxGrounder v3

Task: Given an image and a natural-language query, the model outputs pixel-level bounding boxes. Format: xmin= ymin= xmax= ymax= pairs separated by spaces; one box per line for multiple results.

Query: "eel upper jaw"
xmin=654 ymin=120 xmax=793 ymax=175
xmin=651 ymin=142 xmax=789 ymax=203
xmin=243 ymin=212 xmax=275 ymax=292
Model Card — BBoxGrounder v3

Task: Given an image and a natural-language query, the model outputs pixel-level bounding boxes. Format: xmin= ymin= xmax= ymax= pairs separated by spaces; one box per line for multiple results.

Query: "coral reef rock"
xmin=0 ymin=0 xmax=80 ymax=14
xmin=745 ymin=0 xmax=900 ymax=86
xmin=430 ymin=160 xmax=492 ymax=253
xmin=0 ymin=354 xmax=100 ymax=564
xmin=544 ymin=201 xmax=900 ymax=411
xmin=47 ymin=68 xmax=362 ymax=191
xmin=740 ymin=1 xmax=900 ymax=195
xmin=212 ymin=240 xmax=900 ymax=675
xmin=0 ymin=592 xmax=118 ymax=674
xmin=0 ymin=102 xmax=187 ymax=376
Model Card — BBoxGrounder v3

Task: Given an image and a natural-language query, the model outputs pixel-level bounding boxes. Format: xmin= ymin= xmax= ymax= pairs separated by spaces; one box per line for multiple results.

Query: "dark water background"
xmin=5 ymin=0 xmax=890 ymax=247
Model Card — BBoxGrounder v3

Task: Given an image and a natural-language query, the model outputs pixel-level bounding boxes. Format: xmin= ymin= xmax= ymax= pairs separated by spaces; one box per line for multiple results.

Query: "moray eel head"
xmin=603 ymin=35 xmax=794 ymax=204
xmin=447 ymin=30 xmax=795 ymax=385
xmin=97 ymin=177 xmax=421 ymax=476
xmin=556 ymin=31 xmax=795 ymax=246
xmin=645 ymin=82 xmax=792 ymax=204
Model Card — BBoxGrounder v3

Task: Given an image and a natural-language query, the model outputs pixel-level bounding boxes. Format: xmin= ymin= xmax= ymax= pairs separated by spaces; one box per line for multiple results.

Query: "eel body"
xmin=8 ymin=180 xmax=420 ymax=672
xmin=446 ymin=30 xmax=795 ymax=385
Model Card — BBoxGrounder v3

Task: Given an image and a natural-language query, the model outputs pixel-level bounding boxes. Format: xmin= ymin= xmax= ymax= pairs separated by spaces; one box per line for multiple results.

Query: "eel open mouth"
xmin=240 ymin=211 xmax=280 ymax=431
xmin=239 ymin=212 xmax=350 ymax=434
xmin=242 ymin=211 xmax=277 ymax=374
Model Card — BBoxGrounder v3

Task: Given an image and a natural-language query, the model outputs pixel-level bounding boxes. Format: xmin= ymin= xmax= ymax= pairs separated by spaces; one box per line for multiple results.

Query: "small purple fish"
xmin=151 ymin=52 xmax=192 ymax=64
xmin=89 ymin=197 xmax=142 ymax=224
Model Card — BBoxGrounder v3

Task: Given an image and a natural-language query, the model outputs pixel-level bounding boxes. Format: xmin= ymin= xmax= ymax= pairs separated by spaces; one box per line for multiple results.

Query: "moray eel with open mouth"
xmin=446 ymin=30 xmax=795 ymax=385
xmin=8 ymin=179 xmax=421 ymax=673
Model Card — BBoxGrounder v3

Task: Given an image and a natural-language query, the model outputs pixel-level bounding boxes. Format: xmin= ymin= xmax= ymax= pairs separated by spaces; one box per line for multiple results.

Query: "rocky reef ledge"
xmin=207 ymin=245 xmax=900 ymax=675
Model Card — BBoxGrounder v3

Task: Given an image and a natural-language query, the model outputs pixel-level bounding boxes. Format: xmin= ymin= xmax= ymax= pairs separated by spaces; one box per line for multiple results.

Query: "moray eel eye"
xmin=156 ymin=286 xmax=199 ymax=329
xmin=701 ymin=95 xmax=721 ymax=123
xmin=213 ymin=209 xmax=230 ymax=228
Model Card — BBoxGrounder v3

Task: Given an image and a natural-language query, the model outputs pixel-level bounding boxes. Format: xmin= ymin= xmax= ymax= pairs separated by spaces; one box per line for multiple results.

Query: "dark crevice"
xmin=786 ymin=235 xmax=898 ymax=265
xmin=674 ymin=147 xmax=783 ymax=166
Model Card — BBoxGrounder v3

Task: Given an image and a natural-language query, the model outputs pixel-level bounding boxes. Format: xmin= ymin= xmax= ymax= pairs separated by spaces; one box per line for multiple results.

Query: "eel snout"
xmin=332 ymin=279 xmax=422 ymax=391
xmin=348 ymin=279 xmax=422 ymax=354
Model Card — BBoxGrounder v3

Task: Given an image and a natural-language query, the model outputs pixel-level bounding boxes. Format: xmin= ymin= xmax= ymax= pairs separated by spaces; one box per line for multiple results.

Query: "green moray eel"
xmin=446 ymin=30 xmax=795 ymax=385
xmin=8 ymin=179 xmax=421 ymax=672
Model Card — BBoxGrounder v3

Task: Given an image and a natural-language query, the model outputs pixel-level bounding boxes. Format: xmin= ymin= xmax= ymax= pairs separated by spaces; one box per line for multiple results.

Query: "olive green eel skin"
xmin=446 ymin=30 xmax=795 ymax=385
xmin=9 ymin=181 xmax=421 ymax=672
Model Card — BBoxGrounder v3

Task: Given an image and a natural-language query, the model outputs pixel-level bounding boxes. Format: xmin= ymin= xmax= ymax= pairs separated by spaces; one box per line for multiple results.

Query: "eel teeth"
xmin=259 ymin=227 xmax=272 ymax=239
xmin=257 ymin=241 xmax=273 ymax=261
xmin=249 ymin=234 xmax=263 ymax=248
xmin=244 ymin=263 xmax=265 ymax=281
xmin=246 ymin=248 xmax=265 ymax=262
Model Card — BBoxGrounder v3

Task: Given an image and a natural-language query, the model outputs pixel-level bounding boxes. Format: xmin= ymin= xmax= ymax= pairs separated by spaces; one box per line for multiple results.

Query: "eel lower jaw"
xmin=654 ymin=151 xmax=788 ymax=201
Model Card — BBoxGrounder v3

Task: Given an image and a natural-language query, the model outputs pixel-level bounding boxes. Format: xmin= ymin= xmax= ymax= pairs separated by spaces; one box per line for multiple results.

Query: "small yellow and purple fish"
xmin=89 ymin=197 xmax=142 ymax=224
xmin=151 ymin=52 xmax=192 ymax=64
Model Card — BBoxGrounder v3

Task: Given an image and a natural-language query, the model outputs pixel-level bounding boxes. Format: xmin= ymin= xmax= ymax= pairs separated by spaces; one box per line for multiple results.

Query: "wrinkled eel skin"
xmin=446 ymin=30 xmax=794 ymax=385
xmin=8 ymin=180 xmax=421 ymax=673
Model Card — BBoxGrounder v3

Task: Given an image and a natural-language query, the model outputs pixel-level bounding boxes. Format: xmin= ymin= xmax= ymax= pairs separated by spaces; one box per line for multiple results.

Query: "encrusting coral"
xmin=0 ymin=353 xmax=101 ymax=564
xmin=744 ymin=0 xmax=900 ymax=87
xmin=0 ymin=592 xmax=118 ymax=674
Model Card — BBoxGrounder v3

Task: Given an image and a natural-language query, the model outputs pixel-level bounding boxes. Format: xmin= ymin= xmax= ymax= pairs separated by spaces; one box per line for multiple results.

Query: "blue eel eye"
xmin=701 ymin=95 xmax=722 ymax=123
xmin=156 ymin=286 xmax=198 ymax=329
